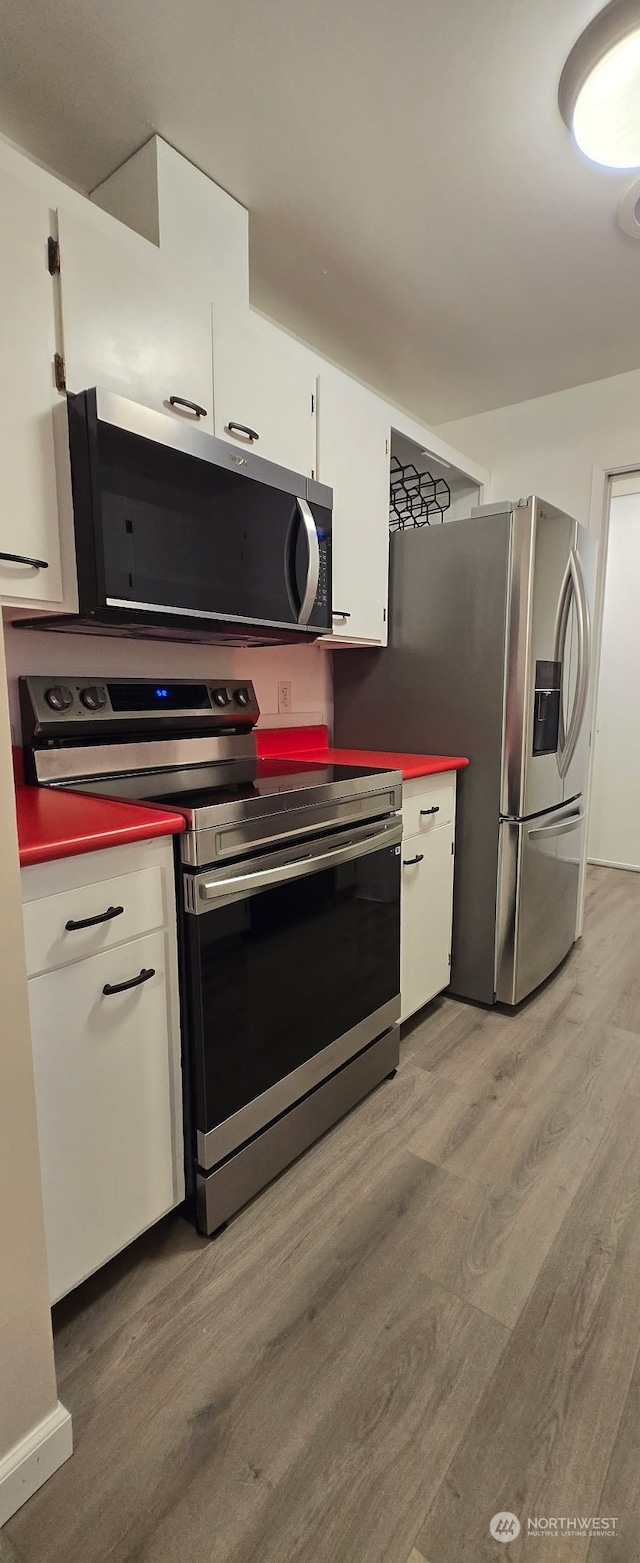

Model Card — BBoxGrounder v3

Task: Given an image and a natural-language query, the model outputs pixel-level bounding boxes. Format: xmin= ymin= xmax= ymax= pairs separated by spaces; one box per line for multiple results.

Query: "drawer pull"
xmin=225 ymin=421 xmax=259 ymax=442
xmin=65 ymin=904 xmax=124 ymax=932
xmin=102 ymin=967 xmax=155 ymax=996
xmin=420 ymin=806 xmax=440 ymax=817
xmin=332 ymin=610 xmax=352 ymax=619
xmin=0 ymin=550 xmax=49 ymax=570
xmin=403 ymin=854 xmax=424 ymax=866
xmin=168 ymin=395 xmax=208 ymax=418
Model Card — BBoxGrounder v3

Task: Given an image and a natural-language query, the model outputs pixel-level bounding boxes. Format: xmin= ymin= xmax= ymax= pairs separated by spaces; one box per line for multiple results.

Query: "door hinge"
xmin=385 ymin=437 xmax=389 ymax=456
xmin=47 ymin=236 xmax=60 ymax=275
xmin=451 ymin=840 xmax=454 ymax=854
xmin=383 ymin=606 xmax=387 ymax=622
xmin=311 ymin=392 xmax=315 ymax=414
xmin=448 ymin=952 xmax=452 ymax=966
xmin=53 ymin=352 xmax=66 ymax=393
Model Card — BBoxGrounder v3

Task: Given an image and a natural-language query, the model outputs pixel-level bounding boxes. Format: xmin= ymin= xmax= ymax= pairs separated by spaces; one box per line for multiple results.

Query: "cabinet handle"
xmin=168 ymin=396 xmax=208 ymax=418
xmin=0 ymin=550 xmax=48 ymax=570
xmin=65 ymin=904 xmax=124 ymax=932
xmin=102 ymin=967 xmax=155 ymax=996
xmin=420 ymin=806 xmax=440 ymax=817
xmin=332 ymin=610 xmax=351 ymax=619
xmin=403 ymin=854 xmax=424 ymax=866
xmin=225 ymin=421 xmax=259 ymax=442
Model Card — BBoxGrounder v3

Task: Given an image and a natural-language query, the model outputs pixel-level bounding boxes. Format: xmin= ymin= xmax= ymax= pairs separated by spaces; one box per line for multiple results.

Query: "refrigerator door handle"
xmin=553 ymin=549 xmax=590 ymax=779
xmin=562 ymin=549 xmax=591 ymax=779
xmin=528 ymin=806 xmax=585 ymax=840
xmin=553 ymin=555 xmax=572 ymax=773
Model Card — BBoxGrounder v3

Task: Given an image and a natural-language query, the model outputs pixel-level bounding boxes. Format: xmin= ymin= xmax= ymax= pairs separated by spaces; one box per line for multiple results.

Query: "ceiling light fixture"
xmin=559 ymin=0 xmax=640 ymax=168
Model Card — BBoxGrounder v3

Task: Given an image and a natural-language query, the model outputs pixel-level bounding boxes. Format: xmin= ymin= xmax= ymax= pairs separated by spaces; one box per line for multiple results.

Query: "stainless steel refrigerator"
xmin=333 ymin=496 xmax=598 ymax=1006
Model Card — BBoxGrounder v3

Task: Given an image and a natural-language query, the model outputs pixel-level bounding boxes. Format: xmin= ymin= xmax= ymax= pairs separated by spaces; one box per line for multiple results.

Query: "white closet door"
xmin=589 ymin=488 xmax=640 ymax=869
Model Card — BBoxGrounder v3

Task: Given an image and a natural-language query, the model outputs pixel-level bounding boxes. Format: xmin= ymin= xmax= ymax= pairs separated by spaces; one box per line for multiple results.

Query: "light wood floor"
xmin=6 ymin=866 xmax=640 ymax=1563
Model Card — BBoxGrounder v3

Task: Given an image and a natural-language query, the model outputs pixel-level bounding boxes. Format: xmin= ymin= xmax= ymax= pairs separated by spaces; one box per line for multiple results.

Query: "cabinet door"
xmin=316 ymin=369 xmax=390 ymax=643
xmin=57 ymin=206 xmax=214 ymax=430
xmin=401 ymin=826 xmax=454 ymax=1022
xmin=28 ymin=929 xmax=178 ymax=1301
xmin=0 ymin=168 xmax=63 ymax=604
xmin=213 ymin=308 xmax=316 ymax=476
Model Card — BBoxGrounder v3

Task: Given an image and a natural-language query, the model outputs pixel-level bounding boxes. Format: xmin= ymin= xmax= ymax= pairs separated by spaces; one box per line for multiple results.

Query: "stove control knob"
xmin=44 ymin=685 xmax=73 ymax=713
xmin=211 ymin=687 xmax=230 ymax=707
xmin=235 ymin=687 xmax=251 ymax=707
xmin=80 ymin=685 xmax=107 ymax=711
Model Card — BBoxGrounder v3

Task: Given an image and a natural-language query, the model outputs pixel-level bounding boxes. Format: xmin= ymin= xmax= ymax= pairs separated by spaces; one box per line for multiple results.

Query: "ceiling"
xmin=0 ymin=0 xmax=638 ymax=423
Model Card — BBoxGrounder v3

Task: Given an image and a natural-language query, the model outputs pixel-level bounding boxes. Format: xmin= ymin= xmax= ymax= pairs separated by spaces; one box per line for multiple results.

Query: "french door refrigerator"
xmin=333 ymin=496 xmax=598 ymax=1006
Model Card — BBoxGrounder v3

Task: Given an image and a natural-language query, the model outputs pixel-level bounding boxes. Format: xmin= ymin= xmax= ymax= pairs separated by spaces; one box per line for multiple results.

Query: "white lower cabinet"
xmin=22 ymin=839 xmax=184 ymax=1303
xmin=401 ymin=774 xmax=457 ymax=1022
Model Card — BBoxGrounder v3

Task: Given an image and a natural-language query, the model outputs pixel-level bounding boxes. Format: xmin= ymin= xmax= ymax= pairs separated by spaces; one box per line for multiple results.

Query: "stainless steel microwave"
xmin=16 ymin=388 xmax=332 ymax=645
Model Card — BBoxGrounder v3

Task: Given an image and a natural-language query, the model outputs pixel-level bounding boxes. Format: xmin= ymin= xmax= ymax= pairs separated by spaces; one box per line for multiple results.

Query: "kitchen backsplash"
xmin=2 ymin=617 xmax=332 ymax=744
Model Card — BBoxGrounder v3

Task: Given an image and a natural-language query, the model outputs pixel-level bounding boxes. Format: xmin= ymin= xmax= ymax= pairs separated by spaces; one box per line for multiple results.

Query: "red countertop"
xmin=14 ymin=724 xmax=468 ymax=868
xmin=256 ymin=725 xmax=469 ymax=780
xmin=15 ymin=782 xmax=186 ymax=869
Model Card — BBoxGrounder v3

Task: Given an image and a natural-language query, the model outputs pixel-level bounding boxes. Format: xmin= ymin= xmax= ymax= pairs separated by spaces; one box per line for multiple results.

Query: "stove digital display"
xmin=107 ymin=682 xmax=212 ymax=712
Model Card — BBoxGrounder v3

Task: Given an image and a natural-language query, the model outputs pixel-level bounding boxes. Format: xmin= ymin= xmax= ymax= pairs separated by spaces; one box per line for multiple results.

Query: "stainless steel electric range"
xmin=20 ymin=675 xmax=403 ymax=1235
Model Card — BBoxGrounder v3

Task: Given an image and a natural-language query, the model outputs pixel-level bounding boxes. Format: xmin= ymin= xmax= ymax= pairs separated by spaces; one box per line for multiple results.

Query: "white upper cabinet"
xmin=316 ymin=369 xmax=390 ymax=644
xmin=57 ymin=206 xmax=215 ymax=430
xmin=0 ymin=167 xmax=64 ymax=605
xmin=212 ymin=309 xmax=316 ymax=476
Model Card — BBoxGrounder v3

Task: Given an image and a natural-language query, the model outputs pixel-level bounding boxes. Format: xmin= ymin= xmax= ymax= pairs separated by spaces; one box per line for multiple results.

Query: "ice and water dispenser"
xmin=532 ymin=661 xmax=561 ymax=756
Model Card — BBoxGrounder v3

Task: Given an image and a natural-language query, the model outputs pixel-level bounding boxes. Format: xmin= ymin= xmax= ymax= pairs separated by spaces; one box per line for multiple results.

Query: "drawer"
xmin=23 ymin=865 xmax=165 ymax=977
xmin=402 ymin=772 xmax=456 ymax=838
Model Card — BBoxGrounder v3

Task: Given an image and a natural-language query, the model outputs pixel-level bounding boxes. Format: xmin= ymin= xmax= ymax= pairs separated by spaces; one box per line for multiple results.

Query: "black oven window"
xmin=189 ymin=844 xmax=400 ymax=1135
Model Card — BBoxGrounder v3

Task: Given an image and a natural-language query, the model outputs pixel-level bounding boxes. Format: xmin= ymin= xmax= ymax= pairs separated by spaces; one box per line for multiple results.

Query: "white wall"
xmin=3 ymin=619 xmax=332 ymax=741
xmin=589 ymin=484 xmax=640 ymax=871
xmin=0 ymin=622 xmax=71 ymax=1524
xmin=437 ymin=364 xmax=640 ymax=540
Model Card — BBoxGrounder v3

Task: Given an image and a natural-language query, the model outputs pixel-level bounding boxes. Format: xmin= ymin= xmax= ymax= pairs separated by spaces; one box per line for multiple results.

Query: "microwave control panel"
xmin=317 ymin=537 xmax=330 ymax=612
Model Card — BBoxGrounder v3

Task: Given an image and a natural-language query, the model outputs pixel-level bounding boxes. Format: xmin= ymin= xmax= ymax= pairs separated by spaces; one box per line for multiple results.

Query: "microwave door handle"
xmin=295 ymin=497 xmax=320 ymax=625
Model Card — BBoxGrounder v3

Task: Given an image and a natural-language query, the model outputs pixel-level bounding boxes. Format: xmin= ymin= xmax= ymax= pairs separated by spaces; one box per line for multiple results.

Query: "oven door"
xmin=183 ymin=817 xmax=402 ymax=1171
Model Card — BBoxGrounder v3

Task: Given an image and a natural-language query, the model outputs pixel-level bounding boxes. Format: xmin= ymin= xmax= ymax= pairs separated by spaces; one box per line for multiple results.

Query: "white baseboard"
xmin=0 ymin=1401 xmax=72 ymax=1526
xmin=588 ymin=856 xmax=640 ymax=873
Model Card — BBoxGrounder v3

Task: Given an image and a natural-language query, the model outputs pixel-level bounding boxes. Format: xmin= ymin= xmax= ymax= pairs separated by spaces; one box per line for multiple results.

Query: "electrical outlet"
xmin=278 ymin=681 xmax=292 ymax=713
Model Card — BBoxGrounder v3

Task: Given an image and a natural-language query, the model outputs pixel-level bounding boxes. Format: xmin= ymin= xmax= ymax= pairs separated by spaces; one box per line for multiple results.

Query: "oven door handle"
xmin=196 ymin=820 xmax=402 ymax=905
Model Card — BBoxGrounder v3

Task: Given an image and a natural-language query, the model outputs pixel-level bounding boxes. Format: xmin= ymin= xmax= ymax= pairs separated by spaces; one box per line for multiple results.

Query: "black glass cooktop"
xmin=68 ymin=757 xmax=399 ymax=809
